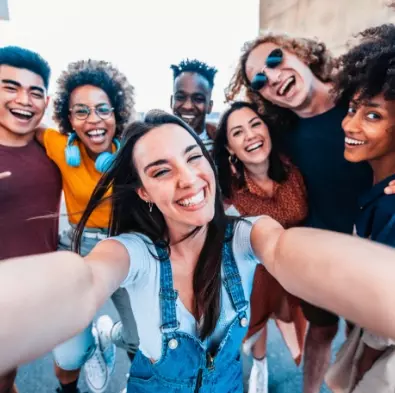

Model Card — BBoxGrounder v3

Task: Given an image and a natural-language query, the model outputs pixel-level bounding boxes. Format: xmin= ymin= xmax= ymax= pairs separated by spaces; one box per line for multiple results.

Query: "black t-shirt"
xmin=0 ymin=140 xmax=62 ymax=259
xmin=356 ymin=173 xmax=395 ymax=247
xmin=279 ymin=105 xmax=372 ymax=233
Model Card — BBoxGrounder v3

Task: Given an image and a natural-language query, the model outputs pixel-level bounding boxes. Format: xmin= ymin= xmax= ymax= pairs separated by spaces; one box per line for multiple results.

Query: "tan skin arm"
xmin=0 ymin=240 xmax=129 ymax=374
xmin=251 ymin=216 xmax=395 ymax=339
xmin=34 ymin=126 xmax=47 ymax=145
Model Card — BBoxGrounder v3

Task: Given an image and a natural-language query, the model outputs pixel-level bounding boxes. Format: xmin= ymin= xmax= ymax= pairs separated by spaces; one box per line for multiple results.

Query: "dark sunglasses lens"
xmin=266 ymin=48 xmax=283 ymax=68
xmin=251 ymin=73 xmax=268 ymax=90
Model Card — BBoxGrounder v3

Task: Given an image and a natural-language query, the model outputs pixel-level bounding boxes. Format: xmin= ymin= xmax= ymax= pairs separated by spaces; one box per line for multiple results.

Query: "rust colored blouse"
xmin=229 ymin=162 xmax=308 ymax=228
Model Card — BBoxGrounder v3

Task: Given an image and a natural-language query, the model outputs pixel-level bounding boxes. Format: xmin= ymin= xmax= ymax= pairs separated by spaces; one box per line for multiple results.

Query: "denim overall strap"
xmin=222 ymin=222 xmax=249 ymax=318
xmin=155 ymin=244 xmax=179 ymax=333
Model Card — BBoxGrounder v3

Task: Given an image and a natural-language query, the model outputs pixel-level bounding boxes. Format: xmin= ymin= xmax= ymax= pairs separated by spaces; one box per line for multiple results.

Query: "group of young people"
xmin=2 ymin=22 xmax=395 ymax=393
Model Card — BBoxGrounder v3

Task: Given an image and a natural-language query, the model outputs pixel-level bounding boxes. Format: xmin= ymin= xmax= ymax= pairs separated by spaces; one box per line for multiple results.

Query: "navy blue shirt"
xmin=279 ymin=105 xmax=372 ymax=233
xmin=356 ymin=174 xmax=395 ymax=247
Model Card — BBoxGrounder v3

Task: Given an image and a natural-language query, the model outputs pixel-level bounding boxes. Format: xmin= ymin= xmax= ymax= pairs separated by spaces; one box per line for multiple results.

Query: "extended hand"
xmin=384 ymin=180 xmax=395 ymax=194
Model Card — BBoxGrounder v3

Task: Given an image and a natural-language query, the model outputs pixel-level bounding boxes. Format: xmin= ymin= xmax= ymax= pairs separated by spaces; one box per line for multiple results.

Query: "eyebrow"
xmin=351 ymin=99 xmax=380 ymax=108
xmin=229 ymin=116 xmax=260 ymax=132
xmin=143 ymin=144 xmax=199 ymax=173
xmin=1 ymin=79 xmax=45 ymax=94
xmin=72 ymin=102 xmax=110 ymax=107
xmin=249 ymin=116 xmax=260 ymax=124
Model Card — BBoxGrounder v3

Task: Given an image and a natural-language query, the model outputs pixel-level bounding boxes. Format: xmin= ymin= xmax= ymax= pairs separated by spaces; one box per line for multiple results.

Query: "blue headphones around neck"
xmin=65 ymin=132 xmax=121 ymax=173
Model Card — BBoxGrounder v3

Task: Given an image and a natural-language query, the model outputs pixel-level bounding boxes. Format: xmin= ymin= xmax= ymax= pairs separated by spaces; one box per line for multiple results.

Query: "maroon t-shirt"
xmin=0 ymin=140 xmax=62 ymax=259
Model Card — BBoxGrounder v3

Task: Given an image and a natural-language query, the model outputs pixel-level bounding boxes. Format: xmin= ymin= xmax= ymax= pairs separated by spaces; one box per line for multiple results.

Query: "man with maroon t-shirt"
xmin=0 ymin=46 xmax=61 ymax=393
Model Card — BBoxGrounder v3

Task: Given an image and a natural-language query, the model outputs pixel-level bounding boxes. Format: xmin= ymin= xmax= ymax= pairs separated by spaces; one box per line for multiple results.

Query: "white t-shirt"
xmin=109 ymin=218 xmax=261 ymax=361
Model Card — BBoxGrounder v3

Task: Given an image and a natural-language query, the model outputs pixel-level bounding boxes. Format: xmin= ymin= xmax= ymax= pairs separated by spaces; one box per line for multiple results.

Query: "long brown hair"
xmin=73 ymin=109 xmax=233 ymax=340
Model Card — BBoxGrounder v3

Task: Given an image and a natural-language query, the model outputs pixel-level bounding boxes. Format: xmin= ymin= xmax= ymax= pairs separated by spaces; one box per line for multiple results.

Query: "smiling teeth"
xmin=246 ymin=142 xmax=263 ymax=152
xmin=87 ymin=129 xmax=106 ymax=136
xmin=279 ymin=77 xmax=294 ymax=95
xmin=178 ymin=190 xmax=205 ymax=207
xmin=181 ymin=115 xmax=195 ymax=120
xmin=345 ymin=137 xmax=366 ymax=145
xmin=11 ymin=109 xmax=33 ymax=116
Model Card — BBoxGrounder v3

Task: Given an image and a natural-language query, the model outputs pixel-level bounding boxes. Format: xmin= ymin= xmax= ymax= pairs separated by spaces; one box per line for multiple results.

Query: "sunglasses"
xmin=69 ymin=103 xmax=114 ymax=121
xmin=249 ymin=48 xmax=283 ymax=91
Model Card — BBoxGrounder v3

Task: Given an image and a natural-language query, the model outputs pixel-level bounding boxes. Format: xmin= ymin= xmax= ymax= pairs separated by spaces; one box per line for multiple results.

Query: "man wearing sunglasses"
xmin=0 ymin=46 xmax=61 ymax=393
xmin=227 ymin=34 xmax=376 ymax=393
xmin=170 ymin=59 xmax=217 ymax=153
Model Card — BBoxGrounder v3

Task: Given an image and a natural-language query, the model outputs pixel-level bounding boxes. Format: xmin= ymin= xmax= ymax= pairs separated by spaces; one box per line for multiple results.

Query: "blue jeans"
xmin=53 ymin=225 xmax=139 ymax=370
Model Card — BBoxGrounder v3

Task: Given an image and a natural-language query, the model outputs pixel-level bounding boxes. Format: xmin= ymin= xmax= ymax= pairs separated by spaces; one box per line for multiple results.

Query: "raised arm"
xmin=251 ymin=216 xmax=395 ymax=339
xmin=0 ymin=240 xmax=129 ymax=374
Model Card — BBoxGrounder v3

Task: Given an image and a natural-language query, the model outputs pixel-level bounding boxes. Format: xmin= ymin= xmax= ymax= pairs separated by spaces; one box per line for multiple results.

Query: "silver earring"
xmin=148 ymin=201 xmax=153 ymax=213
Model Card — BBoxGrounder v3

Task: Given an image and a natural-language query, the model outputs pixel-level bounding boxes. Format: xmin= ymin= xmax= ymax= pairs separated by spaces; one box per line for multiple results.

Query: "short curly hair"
xmin=225 ymin=32 xmax=336 ymax=112
xmin=334 ymin=24 xmax=395 ymax=104
xmin=170 ymin=59 xmax=218 ymax=89
xmin=53 ymin=59 xmax=135 ymax=136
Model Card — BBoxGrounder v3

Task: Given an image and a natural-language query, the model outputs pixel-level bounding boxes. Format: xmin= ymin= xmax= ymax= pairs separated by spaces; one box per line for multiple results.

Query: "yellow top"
xmin=43 ymin=128 xmax=111 ymax=228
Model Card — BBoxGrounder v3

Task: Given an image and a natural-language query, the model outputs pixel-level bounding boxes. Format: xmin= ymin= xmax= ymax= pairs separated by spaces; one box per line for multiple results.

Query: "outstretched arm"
xmin=251 ymin=216 xmax=395 ymax=339
xmin=0 ymin=240 xmax=129 ymax=374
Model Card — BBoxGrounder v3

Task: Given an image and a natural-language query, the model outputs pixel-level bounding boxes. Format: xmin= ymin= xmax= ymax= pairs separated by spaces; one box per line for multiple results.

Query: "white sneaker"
xmin=248 ymin=357 xmax=269 ymax=393
xmin=84 ymin=326 xmax=109 ymax=393
xmin=96 ymin=315 xmax=117 ymax=376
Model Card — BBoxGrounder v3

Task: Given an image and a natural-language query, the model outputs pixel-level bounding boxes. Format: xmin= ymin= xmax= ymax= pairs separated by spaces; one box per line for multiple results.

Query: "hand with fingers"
xmin=0 ymin=171 xmax=11 ymax=180
xmin=384 ymin=180 xmax=395 ymax=195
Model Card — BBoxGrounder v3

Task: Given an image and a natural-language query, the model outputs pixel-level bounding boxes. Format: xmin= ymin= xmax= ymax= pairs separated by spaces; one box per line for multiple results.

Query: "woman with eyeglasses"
xmin=35 ymin=60 xmax=139 ymax=393
xmin=2 ymin=110 xmax=395 ymax=393
xmin=214 ymin=102 xmax=307 ymax=393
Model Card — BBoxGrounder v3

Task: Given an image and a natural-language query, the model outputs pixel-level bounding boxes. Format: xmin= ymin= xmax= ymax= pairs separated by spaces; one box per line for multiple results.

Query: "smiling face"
xmin=342 ymin=93 xmax=395 ymax=164
xmin=68 ymin=85 xmax=116 ymax=157
xmin=0 ymin=65 xmax=48 ymax=145
xmin=171 ymin=72 xmax=213 ymax=134
xmin=134 ymin=123 xmax=216 ymax=236
xmin=245 ymin=42 xmax=316 ymax=111
xmin=226 ymin=107 xmax=272 ymax=168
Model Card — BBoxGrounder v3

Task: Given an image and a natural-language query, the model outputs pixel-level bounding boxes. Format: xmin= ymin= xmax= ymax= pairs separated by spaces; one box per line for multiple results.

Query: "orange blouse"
xmin=230 ymin=162 xmax=308 ymax=228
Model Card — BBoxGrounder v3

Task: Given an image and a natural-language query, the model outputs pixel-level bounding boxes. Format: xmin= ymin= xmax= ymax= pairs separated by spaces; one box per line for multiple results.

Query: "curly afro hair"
xmin=334 ymin=24 xmax=395 ymax=104
xmin=170 ymin=59 xmax=217 ymax=89
xmin=225 ymin=31 xmax=336 ymax=113
xmin=53 ymin=59 xmax=135 ymax=136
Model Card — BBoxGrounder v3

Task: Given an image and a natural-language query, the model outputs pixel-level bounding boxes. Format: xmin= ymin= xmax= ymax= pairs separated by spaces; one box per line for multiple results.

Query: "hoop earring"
xmin=228 ymin=155 xmax=239 ymax=177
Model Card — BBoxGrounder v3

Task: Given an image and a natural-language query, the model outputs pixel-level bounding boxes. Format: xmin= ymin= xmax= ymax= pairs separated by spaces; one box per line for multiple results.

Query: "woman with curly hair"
xmin=35 ymin=59 xmax=138 ymax=393
xmin=326 ymin=24 xmax=395 ymax=393
xmin=214 ymin=101 xmax=308 ymax=393
xmin=225 ymin=32 xmax=375 ymax=393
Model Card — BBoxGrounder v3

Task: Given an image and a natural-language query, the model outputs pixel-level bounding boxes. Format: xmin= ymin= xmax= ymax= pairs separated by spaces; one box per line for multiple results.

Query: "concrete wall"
xmin=259 ymin=0 xmax=395 ymax=54
xmin=0 ymin=0 xmax=9 ymax=20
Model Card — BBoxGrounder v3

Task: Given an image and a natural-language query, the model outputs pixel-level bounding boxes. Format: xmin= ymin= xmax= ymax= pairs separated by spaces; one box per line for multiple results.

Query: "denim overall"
xmin=127 ymin=224 xmax=249 ymax=392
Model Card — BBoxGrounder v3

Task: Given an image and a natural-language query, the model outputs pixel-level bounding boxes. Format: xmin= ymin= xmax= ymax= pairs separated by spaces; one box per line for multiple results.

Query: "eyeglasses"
xmin=249 ymin=48 xmax=283 ymax=91
xmin=69 ymin=103 xmax=114 ymax=120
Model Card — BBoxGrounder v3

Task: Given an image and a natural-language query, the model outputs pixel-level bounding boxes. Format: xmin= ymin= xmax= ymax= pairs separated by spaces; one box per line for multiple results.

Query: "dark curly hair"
xmin=225 ymin=32 xmax=336 ymax=113
xmin=0 ymin=46 xmax=51 ymax=89
xmin=170 ymin=59 xmax=218 ymax=89
xmin=334 ymin=24 xmax=395 ymax=104
xmin=214 ymin=101 xmax=290 ymax=199
xmin=53 ymin=60 xmax=135 ymax=136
